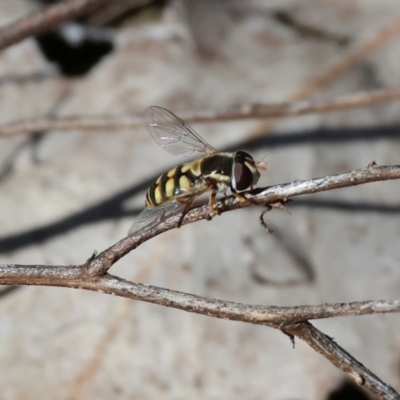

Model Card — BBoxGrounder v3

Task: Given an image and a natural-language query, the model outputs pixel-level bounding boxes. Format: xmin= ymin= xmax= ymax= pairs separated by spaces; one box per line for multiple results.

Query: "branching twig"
xmin=1 ymin=3 xmax=400 ymax=398
xmin=1 ymin=164 xmax=400 ymax=399
xmin=0 ymin=0 xmax=114 ymax=52
xmin=0 ymin=89 xmax=400 ymax=137
xmin=0 ymin=266 xmax=399 ymax=399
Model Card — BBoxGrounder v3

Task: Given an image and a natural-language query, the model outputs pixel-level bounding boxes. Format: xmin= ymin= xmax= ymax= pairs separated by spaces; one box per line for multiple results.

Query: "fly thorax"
xmin=201 ymin=154 xmax=233 ymax=190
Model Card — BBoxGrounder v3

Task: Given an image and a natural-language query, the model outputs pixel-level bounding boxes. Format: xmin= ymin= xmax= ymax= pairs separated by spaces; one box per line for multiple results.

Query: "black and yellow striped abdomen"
xmin=145 ymin=159 xmax=205 ymax=208
xmin=145 ymin=154 xmax=235 ymax=208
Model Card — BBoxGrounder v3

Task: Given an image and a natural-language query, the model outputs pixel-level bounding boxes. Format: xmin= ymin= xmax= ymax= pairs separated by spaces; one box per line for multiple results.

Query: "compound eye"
xmin=233 ymin=161 xmax=253 ymax=191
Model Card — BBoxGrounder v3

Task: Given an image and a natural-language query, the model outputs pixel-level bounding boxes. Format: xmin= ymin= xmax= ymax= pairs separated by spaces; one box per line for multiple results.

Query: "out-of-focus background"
xmin=1 ymin=1 xmax=400 ymax=399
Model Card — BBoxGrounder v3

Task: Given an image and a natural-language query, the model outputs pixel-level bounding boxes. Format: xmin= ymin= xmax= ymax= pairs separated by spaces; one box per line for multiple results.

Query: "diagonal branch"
xmin=87 ymin=163 xmax=400 ymax=275
xmin=0 ymin=89 xmax=400 ymax=137
xmin=284 ymin=321 xmax=400 ymax=400
xmin=0 ymin=0 xmax=114 ymax=52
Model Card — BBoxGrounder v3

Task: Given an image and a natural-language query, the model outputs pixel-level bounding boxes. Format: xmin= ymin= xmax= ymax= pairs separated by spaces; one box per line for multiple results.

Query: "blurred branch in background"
xmin=0 ymin=0 xmax=115 ymax=52
xmin=1 ymin=88 xmax=400 ymax=137
xmin=272 ymin=10 xmax=351 ymax=46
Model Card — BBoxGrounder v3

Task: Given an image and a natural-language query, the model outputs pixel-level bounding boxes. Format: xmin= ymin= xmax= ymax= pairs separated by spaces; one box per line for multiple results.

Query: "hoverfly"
xmin=128 ymin=106 xmax=266 ymax=236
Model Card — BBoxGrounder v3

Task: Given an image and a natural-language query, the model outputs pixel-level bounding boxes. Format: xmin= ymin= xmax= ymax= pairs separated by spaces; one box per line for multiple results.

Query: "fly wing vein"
xmin=145 ymin=106 xmax=217 ymax=157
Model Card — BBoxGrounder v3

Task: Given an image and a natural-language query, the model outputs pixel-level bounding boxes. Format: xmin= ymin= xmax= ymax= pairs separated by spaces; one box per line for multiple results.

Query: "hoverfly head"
xmin=232 ymin=151 xmax=262 ymax=191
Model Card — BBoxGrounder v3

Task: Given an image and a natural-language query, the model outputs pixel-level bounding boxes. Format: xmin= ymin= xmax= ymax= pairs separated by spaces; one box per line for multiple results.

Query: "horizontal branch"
xmin=1 ymin=89 xmax=400 ymax=137
xmin=0 ymin=0 xmax=113 ymax=52
xmin=0 ymin=265 xmax=400 ymax=323
xmin=0 ymin=266 xmax=399 ymax=399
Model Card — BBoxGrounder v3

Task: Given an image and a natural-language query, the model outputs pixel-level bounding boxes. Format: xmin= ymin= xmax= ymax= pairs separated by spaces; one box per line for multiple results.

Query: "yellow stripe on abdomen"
xmin=179 ymin=175 xmax=191 ymax=191
xmin=154 ymin=185 xmax=163 ymax=205
xmin=165 ymin=178 xmax=175 ymax=198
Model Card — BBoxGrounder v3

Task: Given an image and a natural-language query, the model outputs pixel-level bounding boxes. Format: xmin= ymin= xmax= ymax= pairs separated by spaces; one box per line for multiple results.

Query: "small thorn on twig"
xmin=83 ymin=250 xmax=98 ymax=272
xmin=282 ymin=331 xmax=296 ymax=348
xmin=368 ymin=160 xmax=377 ymax=168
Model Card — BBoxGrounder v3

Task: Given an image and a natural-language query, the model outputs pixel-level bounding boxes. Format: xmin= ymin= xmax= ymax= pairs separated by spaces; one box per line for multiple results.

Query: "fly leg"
xmin=219 ymin=189 xmax=229 ymax=212
xmin=208 ymin=189 xmax=220 ymax=217
xmin=231 ymin=188 xmax=257 ymax=205
xmin=176 ymin=198 xmax=194 ymax=228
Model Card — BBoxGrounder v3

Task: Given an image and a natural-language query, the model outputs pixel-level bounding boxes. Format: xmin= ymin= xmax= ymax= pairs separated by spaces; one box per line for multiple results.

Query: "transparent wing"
xmin=145 ymin=106 xmax=217 ymax=157
xmin=128 ymin=185 xmax=211 ymax=236
xmin=128 ymin=201 xmax=186 ymax=236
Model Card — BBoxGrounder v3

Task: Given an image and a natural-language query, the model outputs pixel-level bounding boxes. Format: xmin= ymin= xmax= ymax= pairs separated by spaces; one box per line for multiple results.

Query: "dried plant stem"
xmin=1 ymin=265 xmax=400 ymax=323
xmin=0 ymin=267 xmax=399 ymax=399
xmin=284 ymin=322 xmax=400 ymax=400
xmin=1 ymin=164 xmax=400 ymax=399
xmin=0 ymin=89 xmax=400 ymax=137
xmin=88 ymin=163 xmax=400 ymax=275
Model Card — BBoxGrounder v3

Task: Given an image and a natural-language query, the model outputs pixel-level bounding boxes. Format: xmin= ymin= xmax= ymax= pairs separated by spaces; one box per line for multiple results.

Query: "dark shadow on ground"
xmin=226 ymin=123 xmax=400 ymax=152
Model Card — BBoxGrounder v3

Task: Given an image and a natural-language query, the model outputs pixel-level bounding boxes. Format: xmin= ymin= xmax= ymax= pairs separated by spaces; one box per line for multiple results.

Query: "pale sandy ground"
xmin=1 ymin=1 xmax=400 ymax=399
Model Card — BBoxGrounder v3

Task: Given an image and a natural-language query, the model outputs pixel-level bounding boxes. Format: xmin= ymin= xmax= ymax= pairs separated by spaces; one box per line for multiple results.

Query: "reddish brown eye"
xmin=233 ymin=162 xmax=253 ymax=191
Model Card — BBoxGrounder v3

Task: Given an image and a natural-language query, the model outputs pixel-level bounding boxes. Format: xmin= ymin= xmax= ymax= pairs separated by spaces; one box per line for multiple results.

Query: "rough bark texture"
xmin=1 ymin=1 xmax=400 ymax=399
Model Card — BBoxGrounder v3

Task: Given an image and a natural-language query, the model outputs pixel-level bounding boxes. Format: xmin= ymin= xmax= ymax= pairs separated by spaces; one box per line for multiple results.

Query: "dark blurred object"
xmin=327 ymin=381 xmax=371 ymax=400
xmin=32 ymin=0 xmax=166 ymax=76
xmin=0 ymin=286 xmax=21 ymax=298
xmin=35 ymin=24 xmax=113 ymax=76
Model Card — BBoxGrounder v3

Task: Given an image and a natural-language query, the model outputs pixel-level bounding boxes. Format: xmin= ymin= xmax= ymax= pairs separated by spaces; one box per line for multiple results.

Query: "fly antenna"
xmin=256 ymin=155 xmax=267 ymax=172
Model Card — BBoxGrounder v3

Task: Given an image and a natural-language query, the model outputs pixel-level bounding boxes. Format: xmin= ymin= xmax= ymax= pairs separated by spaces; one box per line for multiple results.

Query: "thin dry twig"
xmin=0 ymin=0 xmax=114 ymax=52
xmin=0 ymin=88 xmax=400 ymax=137
xmin=1 ymin=164 xmax=400 ymax=400
xmin=1 ymin=264 xmax=400 ymax=323
xmin=0 ymin=267 xmax=399 ymax=399
xmin=1 ymin=4 xmax=399 ymax=399
xmin=284 ymin=322 xmax=400 ymax=400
